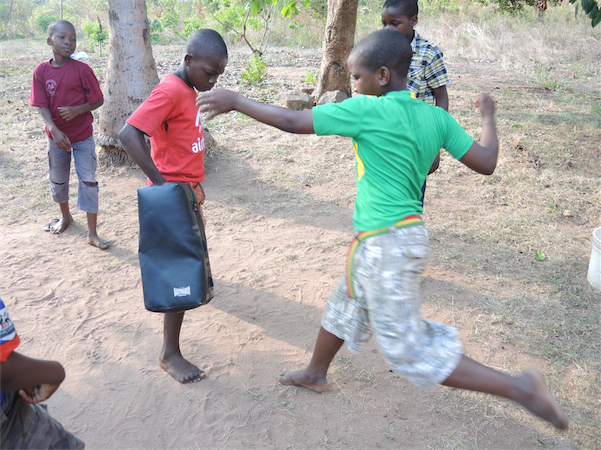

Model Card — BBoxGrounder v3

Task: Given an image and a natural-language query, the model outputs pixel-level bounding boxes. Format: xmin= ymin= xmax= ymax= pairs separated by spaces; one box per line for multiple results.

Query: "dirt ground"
xmin=1 ymin=42 xmax=599 ymax=449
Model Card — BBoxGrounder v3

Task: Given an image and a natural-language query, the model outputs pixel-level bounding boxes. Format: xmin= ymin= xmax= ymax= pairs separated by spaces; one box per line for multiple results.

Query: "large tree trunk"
xmin=98 ymin=0 xmax=159 ymax=165
xmin=312 ymin=0 xmax=359 ymax=103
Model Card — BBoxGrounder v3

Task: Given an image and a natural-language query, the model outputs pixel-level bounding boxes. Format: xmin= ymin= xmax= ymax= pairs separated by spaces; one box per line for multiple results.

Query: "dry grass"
xmin=1 ymin=4 xmax=600 ymax=447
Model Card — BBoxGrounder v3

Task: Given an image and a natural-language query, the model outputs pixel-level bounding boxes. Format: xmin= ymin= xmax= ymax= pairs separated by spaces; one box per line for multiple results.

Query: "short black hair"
xmin=186 ymin=29 xmax=228 ymax=61
xmin=47 ymin=20 xmax=76 ymax=38
xmin=382 ymin=0 xmax=419 ymax=18
xmin=349 ymin=28 xmax=413 ymax=78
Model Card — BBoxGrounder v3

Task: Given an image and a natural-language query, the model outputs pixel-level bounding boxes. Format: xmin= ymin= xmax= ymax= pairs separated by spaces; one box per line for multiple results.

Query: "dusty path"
xmin=0 ymin=139 xmax=574 ymax=449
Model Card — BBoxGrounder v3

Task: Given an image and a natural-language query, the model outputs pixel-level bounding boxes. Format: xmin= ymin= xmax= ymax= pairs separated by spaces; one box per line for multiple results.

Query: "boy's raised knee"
xmin=83 ymin=181 xmax=98 ymax=187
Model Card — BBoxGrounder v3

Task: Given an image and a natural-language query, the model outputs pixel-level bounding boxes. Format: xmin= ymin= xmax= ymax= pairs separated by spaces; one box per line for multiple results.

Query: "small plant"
xmin=241 ymin=53 xmax=268 ymax=86
xmin=182 ymin=16 xmax=203 ymax=39
xmin=82 ymin=19 xmax=109 ymax=55
xmin=302 ymin=69 xmax=317 ymax=85
xmin=149 ymin=19 xmax=163 ymax=43
xmin=534 ymin=61 xmax=562 ymax=90
xmin=535 ymin=250 xmax=546 ymax=261
xmin=36 ymin=15 xmax=59 ymax=33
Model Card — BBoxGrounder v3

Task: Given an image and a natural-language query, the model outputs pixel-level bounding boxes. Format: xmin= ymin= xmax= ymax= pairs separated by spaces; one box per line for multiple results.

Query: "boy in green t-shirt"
xmin=196 ymin=29 xmax=568 ymax=430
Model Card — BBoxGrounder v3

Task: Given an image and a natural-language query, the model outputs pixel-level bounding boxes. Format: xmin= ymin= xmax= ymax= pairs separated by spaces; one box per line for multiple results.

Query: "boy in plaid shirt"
xmin=383 ymin=0 xmax=450 ymax=202
xmin=382 ymin=0 xmax=449 ymax=109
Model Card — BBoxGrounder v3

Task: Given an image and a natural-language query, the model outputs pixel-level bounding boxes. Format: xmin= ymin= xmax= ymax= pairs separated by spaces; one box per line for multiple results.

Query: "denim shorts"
xmin=47 ymin=135 xmax=99 ymax=213
xmin=0 ymin=390 xmax=85 ymax=449
xmin=321 ymin=224 xmax=462 ymax=389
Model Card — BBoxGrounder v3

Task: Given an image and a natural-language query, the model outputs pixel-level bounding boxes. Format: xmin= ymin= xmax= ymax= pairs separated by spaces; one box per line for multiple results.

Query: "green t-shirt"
xmin=312 ymin=90 xmax=474 ymax=231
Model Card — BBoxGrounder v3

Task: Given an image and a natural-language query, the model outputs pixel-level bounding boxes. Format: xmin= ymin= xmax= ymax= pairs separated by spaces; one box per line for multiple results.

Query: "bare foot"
xmin=276 ymin=368 xmax=328 ymax=393
xmin=158 ymin=354 xmax=205 ymax=384
xmin=87 ymin=235 xmax=110 ymax=250
xmin=50 ymin=216 xmax=72 ymax=234
xmin=519 ymin=369 xmax=568 ymax=430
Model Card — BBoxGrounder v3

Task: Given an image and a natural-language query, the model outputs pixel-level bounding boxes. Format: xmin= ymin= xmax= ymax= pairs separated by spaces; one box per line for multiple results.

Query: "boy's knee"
xmin=51 ymin=180 xmax=67 ymax=186
xmin=83 ymin=181 xmax=98 ymax=187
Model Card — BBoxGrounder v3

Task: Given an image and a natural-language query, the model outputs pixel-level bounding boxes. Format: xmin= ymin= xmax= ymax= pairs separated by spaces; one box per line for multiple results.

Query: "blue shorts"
xmin=0 ymin=390 xmax=84 ymax=449
xmin=321 ymin=224 xmax=462 ymax=389
xmin=47 ymin=135 xmax=99 ymax=213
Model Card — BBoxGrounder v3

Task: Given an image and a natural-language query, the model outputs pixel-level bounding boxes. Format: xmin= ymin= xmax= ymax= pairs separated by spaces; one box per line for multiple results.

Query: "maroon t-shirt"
xmin=30 ymin=59 xmax=103 ymax=143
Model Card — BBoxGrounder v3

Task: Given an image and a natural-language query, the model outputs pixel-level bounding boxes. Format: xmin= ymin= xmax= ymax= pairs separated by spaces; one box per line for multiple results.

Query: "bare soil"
xmin=1 ymin=43 xmax=599 ymax=449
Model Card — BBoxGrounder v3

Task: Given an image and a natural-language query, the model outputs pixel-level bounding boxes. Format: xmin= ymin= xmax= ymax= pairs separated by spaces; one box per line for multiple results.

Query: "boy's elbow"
xmin=481 ymin=158 xmax=498 ymax=175
xmin=118 ymin=125 xmax=132 ymax=150
xmin=481 ymin=165 xmax=496 ymax=176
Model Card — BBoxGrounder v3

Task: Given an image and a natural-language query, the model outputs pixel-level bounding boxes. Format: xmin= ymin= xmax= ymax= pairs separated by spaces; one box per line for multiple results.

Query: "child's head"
xmin=46 ymin=20 xmax=76 ymax=59
xmin=348 ymin=29 xmax=412 ymax=96
xmin=184 ymin=29 xmax=228 ymax=92
xmin=381 ymin=0 xmax=418 ymax=41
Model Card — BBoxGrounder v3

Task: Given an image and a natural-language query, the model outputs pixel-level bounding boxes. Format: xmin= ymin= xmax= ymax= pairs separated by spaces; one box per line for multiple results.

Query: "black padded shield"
xmin=137 ymin=183 xmax=213 ymax=312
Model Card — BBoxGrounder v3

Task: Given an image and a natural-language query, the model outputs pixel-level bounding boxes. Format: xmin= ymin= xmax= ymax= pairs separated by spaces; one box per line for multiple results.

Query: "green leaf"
xmin=250 ymin=0 xmax=259 ymax=15
xmin=593 ymin=9 xmax=601 ymax=26
xmin=535 ymin=251 xmax=546 ymax=261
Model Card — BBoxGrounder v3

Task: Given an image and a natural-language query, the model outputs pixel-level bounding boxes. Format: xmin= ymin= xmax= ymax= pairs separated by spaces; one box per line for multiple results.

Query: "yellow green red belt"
xmin=346 ymin=215 xmax=423 ymax=298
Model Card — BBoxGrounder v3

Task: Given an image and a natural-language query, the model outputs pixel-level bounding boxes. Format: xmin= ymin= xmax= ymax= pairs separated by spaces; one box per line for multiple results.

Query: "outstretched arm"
xmin=1 ymin=351 xmax=65 ymax=404
xmin=197 ymin=89 xmax=314 ymax=134
xmin=459 ymin=93 xmax=498 ymax=175
xmin=119 ymin=123 xmax=167 ymax=185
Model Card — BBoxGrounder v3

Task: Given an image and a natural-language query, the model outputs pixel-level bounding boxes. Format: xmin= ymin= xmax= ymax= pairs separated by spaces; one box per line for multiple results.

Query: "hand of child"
xmin=196 ymin=89 xmax=238 ymax=120
xmin=51 ymin=128 xmax=72 ymax=152
xmin=197 ymin=183 xmax=205 ymax=205
xmin=475 ymin=93 xmax=495 ymax=117
xmin=57 ymin=105 xmax=82 ymax=122
xmin=18 ymin=382 xmax=61 ymax=404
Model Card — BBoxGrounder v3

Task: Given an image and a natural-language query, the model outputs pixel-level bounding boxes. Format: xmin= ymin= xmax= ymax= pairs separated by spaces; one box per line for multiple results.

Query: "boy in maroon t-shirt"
xmin=119 ymin=29 xmax=228 ymax=384
xmin=30 ymin=20 xmax=109 ymax=249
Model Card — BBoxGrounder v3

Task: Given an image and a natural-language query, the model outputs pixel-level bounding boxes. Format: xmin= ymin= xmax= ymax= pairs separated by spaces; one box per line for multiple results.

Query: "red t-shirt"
xmin=127 ymin=74 xmax=206 ymax=183
xmin=30 ymin=59 xmax=103 ymax=143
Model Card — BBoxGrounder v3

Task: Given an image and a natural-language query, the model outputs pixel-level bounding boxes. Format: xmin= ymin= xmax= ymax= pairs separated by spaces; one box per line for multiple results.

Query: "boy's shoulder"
xmin=150 ymin=74 xmax=192 ymax=100
xmin=67 ymin=58 xmax=97 ymax=76
xmin=412 ymin=32 xmax=444 ymax=57
xmin=33 ymin=59 xmax=52 ymax=74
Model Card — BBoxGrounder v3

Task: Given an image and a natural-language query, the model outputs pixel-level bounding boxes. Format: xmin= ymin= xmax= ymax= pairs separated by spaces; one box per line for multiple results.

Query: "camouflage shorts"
xmin=321 ymin=224 xmax=462 ymax=389
xmin=0 ymin=391 xmax=85 ymax=449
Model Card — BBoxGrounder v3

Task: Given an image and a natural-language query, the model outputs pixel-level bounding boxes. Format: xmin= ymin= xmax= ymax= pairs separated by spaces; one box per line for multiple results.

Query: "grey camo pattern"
xmin=321 ymin=224 xmax=462 ymax=389
xmin=1 ymin=391 xmax=85 ymax=449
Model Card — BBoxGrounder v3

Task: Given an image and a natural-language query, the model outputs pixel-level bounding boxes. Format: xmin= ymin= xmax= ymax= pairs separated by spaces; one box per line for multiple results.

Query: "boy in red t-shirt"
xmin=30 ymin=20 xmax=109 ymax=249
xmin=119 ymin=29 xmax=228 ymax=384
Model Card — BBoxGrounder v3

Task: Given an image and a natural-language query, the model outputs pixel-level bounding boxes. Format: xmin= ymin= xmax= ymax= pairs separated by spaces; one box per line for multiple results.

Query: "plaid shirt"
xmin=408 ymin=32 xmax=450 ymax=106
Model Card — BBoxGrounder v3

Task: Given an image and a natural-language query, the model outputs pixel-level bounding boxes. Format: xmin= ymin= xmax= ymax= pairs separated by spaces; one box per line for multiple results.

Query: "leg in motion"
xmin=277 ymin=326 xmax=343 ymax=392
xmin=442 ymin=355 xmax=568 ymax=429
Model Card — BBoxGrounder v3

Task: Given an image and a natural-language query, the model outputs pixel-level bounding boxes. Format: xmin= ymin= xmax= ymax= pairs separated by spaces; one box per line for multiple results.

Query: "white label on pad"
xmin=173 ymin=286 xmax=191 ymax=297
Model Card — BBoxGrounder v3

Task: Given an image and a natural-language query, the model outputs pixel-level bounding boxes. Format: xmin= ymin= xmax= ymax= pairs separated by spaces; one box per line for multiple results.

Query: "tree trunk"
xmin=98 ymin=0 xmax=159 ymax=165
xmin=312 ymin=0 xmax=359 ymax=103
